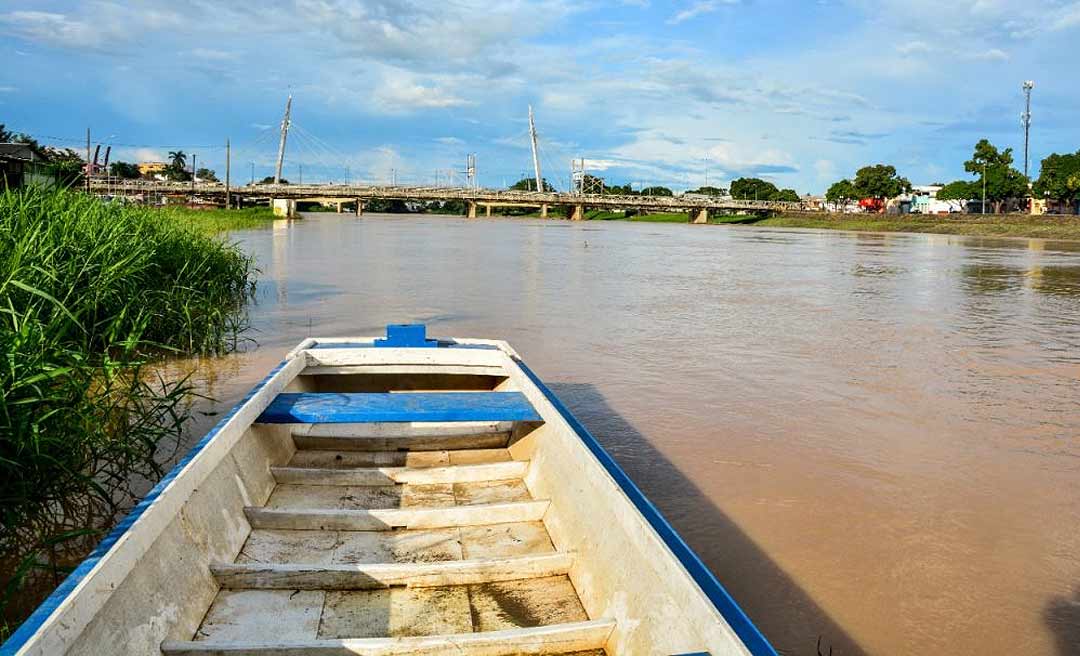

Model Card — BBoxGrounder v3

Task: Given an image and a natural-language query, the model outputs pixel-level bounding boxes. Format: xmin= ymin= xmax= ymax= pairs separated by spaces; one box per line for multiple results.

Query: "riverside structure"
xmin=89 ymin=179 xmax=804 ymax=222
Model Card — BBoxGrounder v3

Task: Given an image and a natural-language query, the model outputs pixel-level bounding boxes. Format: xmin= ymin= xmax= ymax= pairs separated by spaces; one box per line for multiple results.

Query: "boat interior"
xmin=32 ymin=332 xmax=757 ymax=656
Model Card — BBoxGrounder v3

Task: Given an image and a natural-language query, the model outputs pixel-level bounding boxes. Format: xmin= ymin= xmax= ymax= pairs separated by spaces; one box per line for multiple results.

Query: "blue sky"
xmin=2 ymin=0 xmax=1079 ymax=193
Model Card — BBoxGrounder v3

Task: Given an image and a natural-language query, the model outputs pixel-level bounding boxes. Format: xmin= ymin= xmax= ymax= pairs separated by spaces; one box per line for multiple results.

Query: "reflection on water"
xmin=173 ymin=214 xmax=1080 ymax=655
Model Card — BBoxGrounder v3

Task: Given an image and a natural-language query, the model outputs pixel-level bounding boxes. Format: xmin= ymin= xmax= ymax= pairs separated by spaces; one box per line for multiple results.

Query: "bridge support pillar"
xmin=467 ymin=200 xmax=478 ymax=219
xmin=336 ymin=202 xmax=343 ymax=213
xmin=540 ymin=203 xmax=549 ymax=218
xmin=690 ymin=208 xmax=708 ymax=224
xmin=569 ymin=204 xmax=585 ymax=221
xmin=355 ymin=199 xmax=364 ymax=216
xmin=485 ymin=204 xmax=492 ymax=218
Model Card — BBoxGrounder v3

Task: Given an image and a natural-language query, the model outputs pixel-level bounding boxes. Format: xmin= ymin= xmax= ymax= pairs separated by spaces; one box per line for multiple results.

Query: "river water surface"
xmin=175 ymin=213 xmax=1080 ymax=655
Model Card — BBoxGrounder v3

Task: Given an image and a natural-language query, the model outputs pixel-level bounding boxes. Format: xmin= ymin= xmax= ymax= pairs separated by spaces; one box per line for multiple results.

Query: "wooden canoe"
xmin=1 ymin=325 xmax=776 ymax=656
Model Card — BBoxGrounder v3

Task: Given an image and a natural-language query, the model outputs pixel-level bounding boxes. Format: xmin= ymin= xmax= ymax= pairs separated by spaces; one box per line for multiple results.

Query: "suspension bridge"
xmin=87 ymin=96 xmax=804 ymax=221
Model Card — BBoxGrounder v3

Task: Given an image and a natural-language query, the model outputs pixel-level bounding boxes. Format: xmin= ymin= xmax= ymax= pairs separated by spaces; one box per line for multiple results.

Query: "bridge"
xmin=89 ymin=179 xmax=803 ymax=222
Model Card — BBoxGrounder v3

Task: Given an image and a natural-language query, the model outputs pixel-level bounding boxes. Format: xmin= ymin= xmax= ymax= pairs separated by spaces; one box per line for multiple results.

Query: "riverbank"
xmin=160 ymin=205 xmax=277 ymax=233
xmin=757 ymin=212 xmax=1080 ymax=241
xmin=0 ymin=189 xmax=257 ymax=639
xmin=583 ymin=210 xmax=751 ymax=223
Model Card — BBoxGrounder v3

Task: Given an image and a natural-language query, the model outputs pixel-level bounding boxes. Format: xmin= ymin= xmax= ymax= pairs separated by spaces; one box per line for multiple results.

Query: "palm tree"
xmin=168 ymin=150 xmax=187 ymax=171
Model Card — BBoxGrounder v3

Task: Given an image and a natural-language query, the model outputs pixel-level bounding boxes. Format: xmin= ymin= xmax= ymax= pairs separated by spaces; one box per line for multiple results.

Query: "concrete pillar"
xmin=485 ymin=204 xmax=492 ymax=217
xmin=569 ymin=204 xmax=585 ymax=221
xmin=540 ymin=203 xmax=549 ymax=218
xmin=336 ymin=202 xmax=343 ymax=213
xmin=691 ymin=208 xmax=708 ymax=224
xmin=272 ymin=198 xmax=296 ymax=218
xmin=355 ymin=199 xmax=364 ymax=216
xmin=467 ymin=200 xmax=477 ymax=218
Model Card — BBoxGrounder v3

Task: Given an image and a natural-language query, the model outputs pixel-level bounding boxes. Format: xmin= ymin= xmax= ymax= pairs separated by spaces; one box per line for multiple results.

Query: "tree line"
xmin=506 ymin=175 xmax=799 ymax=201
xmin=826 ymin=138 xmax=1080 ymax=213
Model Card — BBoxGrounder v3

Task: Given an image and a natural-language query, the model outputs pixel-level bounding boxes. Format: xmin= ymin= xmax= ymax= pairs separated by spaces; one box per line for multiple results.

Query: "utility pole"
xmin=466 ymin=154 xmax=476 ymax=189
xmin=1022 ymin=80 xmax=1034 ymax=180
xmin=274 ymin=95 xmax=292 ymax=184
xmin=250 ymin=162 xmax=255 ymax=186
xmin=298 ymin=163 xmax=303 ymax=185
xmin=85 ymin=127 xmax=91 ymax=192
xmin=225 ymin=138 xmax=231 ymax=209
xmin=528 ymin=105 xmax=542 ymax=192
xmin=191 ymin=153 xmax=196 ymax=205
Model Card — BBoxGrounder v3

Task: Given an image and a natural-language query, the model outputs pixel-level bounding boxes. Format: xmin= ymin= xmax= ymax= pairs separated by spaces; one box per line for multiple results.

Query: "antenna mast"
xmin=274 ymin=95 xmax=292 ymax=184
xmin=528 ymin=105 xmax=543 ymax=192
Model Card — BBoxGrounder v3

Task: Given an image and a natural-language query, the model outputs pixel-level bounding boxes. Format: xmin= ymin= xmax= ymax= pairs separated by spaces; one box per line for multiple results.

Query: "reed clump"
xmin=0 ymin=187 xmax=256 ymax=637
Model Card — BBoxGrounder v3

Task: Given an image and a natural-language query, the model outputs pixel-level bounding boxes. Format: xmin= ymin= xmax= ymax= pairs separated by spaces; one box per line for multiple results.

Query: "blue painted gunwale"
xmin=0 ymin=361 xmax=291 ymax=656
xmin=256 ymin=392 xmax=541 ymax=424
xmin=512 ymin=356 xmax=778 ymax=656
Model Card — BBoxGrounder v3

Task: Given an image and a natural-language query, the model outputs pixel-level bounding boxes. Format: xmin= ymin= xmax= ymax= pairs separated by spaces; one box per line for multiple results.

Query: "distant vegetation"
xmin=0 ymin=188 xmax=257 ymax=639
xmin=827 ymin=138 xmax=1080 ymax=215
xmin=730 ymin=177 xmax=800 ymax=202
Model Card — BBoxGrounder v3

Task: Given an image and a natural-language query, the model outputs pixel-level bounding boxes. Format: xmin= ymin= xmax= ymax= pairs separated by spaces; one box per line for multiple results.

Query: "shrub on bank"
xmin=0 ymin=188 xmax=256 ymax=637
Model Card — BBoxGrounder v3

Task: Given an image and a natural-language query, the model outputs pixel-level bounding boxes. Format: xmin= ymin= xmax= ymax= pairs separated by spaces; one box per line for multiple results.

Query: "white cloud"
xmin=667 ymin=1 xmax=734 ymax=25
xmin=435 ymin=136 xmax=464 ymax=145
xmin=370 ymin=75 xmax=473 ymax=113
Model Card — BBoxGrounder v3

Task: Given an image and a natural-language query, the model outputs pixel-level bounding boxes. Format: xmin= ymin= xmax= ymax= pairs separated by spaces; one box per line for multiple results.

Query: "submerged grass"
xmin=0 ymin=188 xmax=256 ymax=639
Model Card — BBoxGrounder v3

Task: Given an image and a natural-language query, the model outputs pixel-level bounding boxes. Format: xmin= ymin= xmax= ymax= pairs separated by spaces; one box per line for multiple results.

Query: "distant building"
xmin=137 ymin=161 xmax=168 ymax=177
xmin=802 ymin=194 xmax=826 ymax=211
xmin=0 ymin=143 xmax=54 ymax=188
xmin=908 ymin=185 xmax=964 ymax=214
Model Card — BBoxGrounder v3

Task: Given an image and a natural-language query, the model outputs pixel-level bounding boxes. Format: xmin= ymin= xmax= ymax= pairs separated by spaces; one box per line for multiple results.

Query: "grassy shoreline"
xmin=755 ymin=212 xmax=1080 ymax=241
xmin=158 ymin=205 xmax=277 ymax=233
xmin=0 ymin=190 xmax=258 ymax=639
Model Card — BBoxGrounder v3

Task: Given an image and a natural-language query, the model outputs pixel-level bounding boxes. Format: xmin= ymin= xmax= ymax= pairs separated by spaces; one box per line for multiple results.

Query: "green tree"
xmin=259 ymin=176 xmax=288 ymax=185
xmin=109 ymin=161 xmax=141 ymax=179
xmin=196 ymin=167 xmax=218 ymax=182
xmin=686 ymin=185 xmax=727 ymax=196
xmin=730 ymin=177 xmax=779 ymax=200
xmin=1033 ymin=150 xmax=1080 ymax=211
xmin=773 ymin=188 xmax=800 ymax=202
xmin=851 ymin=164 xmax=911 ymax=203
xmin=603 ymin=183 xmax=637 ymax=195
xmin=825 ymin=179 xmax=857 ymax=208
xmin=168 ymin=150 xmax=186 ymax=170
xmin=935 ymin=180 xmax=977 ymax=211
xmin=963 ymin=139 xmax=1029 ymax=213
xmin=43 ymin=148 xmax=86 ymax=186
xmin=640 ymin=186 xmax=673 ymax=196
xmin=509 ymin=177 xmax=555 ymax=192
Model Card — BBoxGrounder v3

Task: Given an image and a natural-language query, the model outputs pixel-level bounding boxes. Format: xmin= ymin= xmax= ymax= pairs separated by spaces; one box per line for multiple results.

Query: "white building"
xmin=909 ymin=184 xmax=966 ymax=214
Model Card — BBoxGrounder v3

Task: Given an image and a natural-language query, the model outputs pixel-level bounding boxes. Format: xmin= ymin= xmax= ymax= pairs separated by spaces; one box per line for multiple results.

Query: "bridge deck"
xmin=89 ymin=179 xmax=803 ymax=213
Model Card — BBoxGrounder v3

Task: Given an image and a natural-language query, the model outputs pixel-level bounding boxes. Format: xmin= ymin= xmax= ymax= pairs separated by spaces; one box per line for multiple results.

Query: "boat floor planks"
xmin=185 ymin=419 xmax=605 ymax=655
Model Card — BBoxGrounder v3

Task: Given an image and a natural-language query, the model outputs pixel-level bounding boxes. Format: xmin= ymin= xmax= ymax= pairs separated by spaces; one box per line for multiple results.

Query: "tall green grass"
xmin=0 ymin=188 xmax=256 ymax=638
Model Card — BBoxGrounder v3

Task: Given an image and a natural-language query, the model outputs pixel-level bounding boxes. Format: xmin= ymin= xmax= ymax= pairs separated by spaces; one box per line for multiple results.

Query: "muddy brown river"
xmin=171 ymin=213 xmax=1080 ymax=655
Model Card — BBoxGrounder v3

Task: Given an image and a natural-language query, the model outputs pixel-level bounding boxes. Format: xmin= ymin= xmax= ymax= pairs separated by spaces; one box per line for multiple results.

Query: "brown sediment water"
xmin=166 ymin=213 xmax=1080 ymax=655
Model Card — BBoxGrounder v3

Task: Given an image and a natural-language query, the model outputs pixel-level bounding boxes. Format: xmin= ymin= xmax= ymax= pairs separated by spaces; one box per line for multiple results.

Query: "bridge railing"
xmin=88 ymin=179 xmax=806 ymax=212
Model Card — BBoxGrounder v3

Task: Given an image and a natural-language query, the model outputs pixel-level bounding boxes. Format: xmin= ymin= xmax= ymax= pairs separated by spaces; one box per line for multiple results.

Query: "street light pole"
xmin=982 ymin=161 xmax=987 ymax=214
